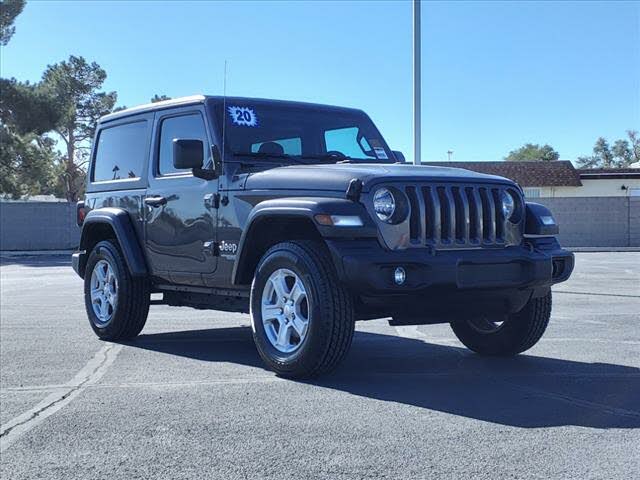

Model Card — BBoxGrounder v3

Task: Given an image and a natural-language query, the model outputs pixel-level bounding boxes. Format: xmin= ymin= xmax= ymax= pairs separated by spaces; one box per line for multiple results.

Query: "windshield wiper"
xmin=231 ymin=151 xmax=314 ymax=165
xmin=297 ymin=154 xmax=358 ymax=164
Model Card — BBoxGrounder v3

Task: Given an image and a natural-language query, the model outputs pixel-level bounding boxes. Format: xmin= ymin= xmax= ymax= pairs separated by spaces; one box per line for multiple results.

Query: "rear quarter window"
xmin=92 ymin=121 xmax=148 ymax=182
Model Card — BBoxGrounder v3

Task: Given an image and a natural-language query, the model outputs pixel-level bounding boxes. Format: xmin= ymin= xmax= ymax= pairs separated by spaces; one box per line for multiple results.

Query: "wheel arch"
xmin=231 ymin=197 xmax=376 ymax=286
xmin=232 ymin=212 xmax=323 ymax=286
xmin=77 ymin=208 xmax=148 ymax=278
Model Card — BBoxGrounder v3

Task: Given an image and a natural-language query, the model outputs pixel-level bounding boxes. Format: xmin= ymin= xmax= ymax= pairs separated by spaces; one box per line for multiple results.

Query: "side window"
xmin=92 ymin=121 xmax=147 ymax=182
xmin=158 ymin=113 xmax=209 ymax=175
xmin=324 ymin=126 xmax=375 ymax=159
xmin=251 ymin=137 xmax=302 ymax=155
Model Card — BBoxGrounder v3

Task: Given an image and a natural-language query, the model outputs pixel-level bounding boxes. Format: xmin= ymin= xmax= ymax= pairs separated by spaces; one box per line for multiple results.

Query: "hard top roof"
xmin=99 ymin=95 xmax=364 ymax=123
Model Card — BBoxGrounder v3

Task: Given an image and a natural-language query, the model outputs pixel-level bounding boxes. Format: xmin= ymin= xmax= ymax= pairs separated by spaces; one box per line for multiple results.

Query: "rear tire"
xmin=450 ymin=291 xmax=552 ymax=356
xmin=250 ymin=240 xmax=355 ymax=379
xmin=84 ymin=239 xmax=150 ymax=340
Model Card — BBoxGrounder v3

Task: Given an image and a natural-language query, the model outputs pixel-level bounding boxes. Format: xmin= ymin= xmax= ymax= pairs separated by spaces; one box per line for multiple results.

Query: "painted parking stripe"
xmin=0 ymin=343 xmax=122 ymax=453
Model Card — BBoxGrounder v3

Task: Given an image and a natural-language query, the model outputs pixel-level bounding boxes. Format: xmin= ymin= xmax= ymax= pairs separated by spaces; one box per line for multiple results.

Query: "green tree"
xmin=0 ymin=0 xmax=25 ymax=45
xmin=0 ymin=78 xmax=61 ymax=134
xmin=505 ymin=143 xmax=559 ymax=162
xmin=41 ymin=55 xmax=117 ymax=201
xmin=0 ymin=1 xmax=65 ymax=199
xmin=577 ymin=131 xmax=639 ymax=168
xmin=0 ymin=78 xmax=62 ymax=199
xmin=0 ymin=129 xmax=60 ymax=198
xmin=150 ymin=94 xmax=171 ymax=103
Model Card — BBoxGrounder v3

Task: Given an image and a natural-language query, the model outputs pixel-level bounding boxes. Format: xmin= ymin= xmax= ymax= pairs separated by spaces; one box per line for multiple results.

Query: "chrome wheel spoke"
xmin=275 ymin=322 xmax=292 ymax=349
xmin=289 ymin=280 xmax=305 ymax=304
xmin=262 ymin=304 xmax=283 ymax=320
xmin=99 ymin=297 xmax=109 ymax=318
xmin=95 ymin=264 xmax=107 ymax=283
xmin=270 ymin=271 xmax=287 ymax=300
xmin=290 ymin=316 xmax=308 ymax=338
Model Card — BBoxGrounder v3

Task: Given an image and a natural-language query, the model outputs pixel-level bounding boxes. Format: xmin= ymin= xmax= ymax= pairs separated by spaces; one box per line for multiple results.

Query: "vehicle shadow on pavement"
xmin=126 ymin=326 xmax=640 ymax=429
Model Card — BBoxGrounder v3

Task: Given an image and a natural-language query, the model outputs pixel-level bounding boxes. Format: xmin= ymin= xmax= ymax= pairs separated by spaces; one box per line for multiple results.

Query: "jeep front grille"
xmin=405 ymin=184 xmax=514 ymax=249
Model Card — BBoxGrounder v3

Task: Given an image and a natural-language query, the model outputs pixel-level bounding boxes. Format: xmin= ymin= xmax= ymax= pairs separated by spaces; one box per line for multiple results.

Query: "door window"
xmin=158 ymin=113 xmax=209 ymax=175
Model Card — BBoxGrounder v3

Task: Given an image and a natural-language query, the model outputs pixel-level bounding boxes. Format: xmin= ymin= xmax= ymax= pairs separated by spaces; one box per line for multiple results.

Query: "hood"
xmin=243 ymin=163 xmax=516 ymax=192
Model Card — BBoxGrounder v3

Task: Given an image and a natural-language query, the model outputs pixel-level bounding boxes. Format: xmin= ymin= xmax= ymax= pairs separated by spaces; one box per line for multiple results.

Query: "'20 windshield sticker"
xmin=228 ymin=106 xmax=258 ymax=127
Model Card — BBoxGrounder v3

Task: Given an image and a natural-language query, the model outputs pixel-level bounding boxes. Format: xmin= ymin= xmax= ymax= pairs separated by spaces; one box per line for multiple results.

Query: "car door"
xmin=144 ymin=106 xmax=218 ymax=286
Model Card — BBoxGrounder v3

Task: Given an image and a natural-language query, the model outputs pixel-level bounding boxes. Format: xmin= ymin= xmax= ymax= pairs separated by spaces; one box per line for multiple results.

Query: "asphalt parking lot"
xmin=1 ymin=252 xmax=638 ymax=479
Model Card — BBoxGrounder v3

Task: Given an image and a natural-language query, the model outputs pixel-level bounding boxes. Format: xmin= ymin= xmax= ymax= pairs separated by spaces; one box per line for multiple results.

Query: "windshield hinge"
xmin=204 ymin=193 xmax=221 ymax=209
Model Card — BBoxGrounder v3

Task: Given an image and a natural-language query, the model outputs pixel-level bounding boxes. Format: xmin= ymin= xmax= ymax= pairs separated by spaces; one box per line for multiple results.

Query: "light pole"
xmin=413 ymin=0 xmax=421 ymax=166
xmin=447 ymin=150 xmax=453 ymax=161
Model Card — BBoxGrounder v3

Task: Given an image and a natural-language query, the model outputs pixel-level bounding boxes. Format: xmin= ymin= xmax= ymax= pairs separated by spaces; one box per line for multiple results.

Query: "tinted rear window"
xmin=93 ymin=121 xmax=148 ymax=182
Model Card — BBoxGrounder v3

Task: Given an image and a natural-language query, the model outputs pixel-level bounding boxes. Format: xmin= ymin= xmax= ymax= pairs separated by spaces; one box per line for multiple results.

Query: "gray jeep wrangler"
xmin=72 ymin=95 xmax=574 ymax=378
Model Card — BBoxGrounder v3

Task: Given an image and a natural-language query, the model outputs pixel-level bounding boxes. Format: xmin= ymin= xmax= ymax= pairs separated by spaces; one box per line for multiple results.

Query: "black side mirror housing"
xmin=173 ymin=139 xmax=204 ymax=169
xmin=392 ymin=150 xmax=406 ymax=163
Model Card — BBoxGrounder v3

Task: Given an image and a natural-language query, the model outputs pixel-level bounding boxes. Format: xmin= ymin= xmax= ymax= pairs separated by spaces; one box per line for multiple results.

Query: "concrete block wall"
xmin=630 ymin=197 xmax=640 ymax=247
xmin=535 ymin=197 xmax=637 ymax=247
xmin=0 ymin=202 xmax=80 ymax=251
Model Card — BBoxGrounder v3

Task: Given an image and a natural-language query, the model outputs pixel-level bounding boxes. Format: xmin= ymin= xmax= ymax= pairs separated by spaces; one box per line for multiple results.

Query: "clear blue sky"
xmin=1 ymin=0 xmax=638 ymax=163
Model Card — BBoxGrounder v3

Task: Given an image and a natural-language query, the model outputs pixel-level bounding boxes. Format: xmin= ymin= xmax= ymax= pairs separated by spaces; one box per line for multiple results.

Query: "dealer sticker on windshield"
xmin=374 ymin=147 xmax=388 ymax=160
xmin=228 ymin=106 xmax=258 ymax=127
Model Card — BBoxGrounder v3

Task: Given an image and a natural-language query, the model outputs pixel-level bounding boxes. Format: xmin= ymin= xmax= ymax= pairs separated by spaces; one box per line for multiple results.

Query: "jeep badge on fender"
xmin=72 ymin=95 xmax=574 ymax=379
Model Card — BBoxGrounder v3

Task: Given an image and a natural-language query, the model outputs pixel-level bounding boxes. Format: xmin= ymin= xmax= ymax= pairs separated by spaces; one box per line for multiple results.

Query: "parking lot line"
xmin=0 ymin=343 xmax=122 ymax=453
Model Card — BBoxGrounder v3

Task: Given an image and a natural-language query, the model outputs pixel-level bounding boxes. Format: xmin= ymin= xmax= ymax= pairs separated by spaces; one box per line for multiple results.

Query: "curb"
xmin=567 ymin=247 xmax=640 ymax=252
xmin=0 ymin=250 xmax=74 ymax=257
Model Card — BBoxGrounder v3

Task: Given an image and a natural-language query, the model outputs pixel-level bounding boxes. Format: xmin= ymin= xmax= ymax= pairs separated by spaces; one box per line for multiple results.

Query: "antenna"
xmin=222 ymin=60 xmax=228 ymax=166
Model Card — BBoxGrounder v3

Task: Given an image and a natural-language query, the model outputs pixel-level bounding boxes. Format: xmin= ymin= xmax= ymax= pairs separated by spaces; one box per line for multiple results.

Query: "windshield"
xmin=215 ymin=101 xmax=394 ymax=164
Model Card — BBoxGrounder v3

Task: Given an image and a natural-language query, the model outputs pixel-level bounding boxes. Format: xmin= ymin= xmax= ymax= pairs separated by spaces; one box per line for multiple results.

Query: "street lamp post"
xmin=413 ymin=0 xmax=421 ymax=166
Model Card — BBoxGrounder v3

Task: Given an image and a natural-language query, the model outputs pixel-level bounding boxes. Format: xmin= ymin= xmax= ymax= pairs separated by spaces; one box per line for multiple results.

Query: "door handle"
xmin=144 ymin=196 xmax=167 ymax=207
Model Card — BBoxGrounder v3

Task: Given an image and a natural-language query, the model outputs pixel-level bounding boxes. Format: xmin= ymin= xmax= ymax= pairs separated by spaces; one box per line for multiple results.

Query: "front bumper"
xmin=326 ymin=237 xmax=574 ymax=295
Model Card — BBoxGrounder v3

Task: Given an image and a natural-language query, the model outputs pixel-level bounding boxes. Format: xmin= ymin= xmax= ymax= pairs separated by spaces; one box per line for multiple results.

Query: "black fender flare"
xmin=78 ymin=208 xmax=148 ymax=277
xmin=524 ymin=202 xmax=560 ymax=237
xmin=231 ymin=197 xmax=376 ymax=285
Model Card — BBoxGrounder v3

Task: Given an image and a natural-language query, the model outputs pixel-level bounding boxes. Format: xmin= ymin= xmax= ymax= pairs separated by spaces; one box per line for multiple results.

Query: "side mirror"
xmin=192 ymin=145 xmax=221 ymax=180
xmin=392 ymin=150 xmax=406 ymax=163
xmin=173 ymin=139 xmax=204 ymax=169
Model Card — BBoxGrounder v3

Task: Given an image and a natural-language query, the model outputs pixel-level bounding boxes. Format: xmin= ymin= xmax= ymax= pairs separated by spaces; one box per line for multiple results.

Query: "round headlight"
xmin=501 ymin=190 xmax=516 ymax=220
xmin=373 ymin=188 xmax=396 ymax=222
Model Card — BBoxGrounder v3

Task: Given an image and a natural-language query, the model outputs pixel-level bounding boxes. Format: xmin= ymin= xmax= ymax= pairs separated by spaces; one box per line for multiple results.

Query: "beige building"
xmin=426 ymin=161 xmax=640 ymax=198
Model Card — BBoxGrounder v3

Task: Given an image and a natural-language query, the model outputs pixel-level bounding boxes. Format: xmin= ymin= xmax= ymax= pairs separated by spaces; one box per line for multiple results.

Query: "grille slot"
xmin=405 ymin=186 xmax=421 ymax=242
xmin=407 ymin=184 xmax=510 ymax=249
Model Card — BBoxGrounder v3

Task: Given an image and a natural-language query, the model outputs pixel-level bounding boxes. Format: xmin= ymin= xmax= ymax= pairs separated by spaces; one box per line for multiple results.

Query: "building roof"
xmin=424 ymin=161 xmax=582 ymax=187
xmin=577 ymin=168 xmax=640 ymax=179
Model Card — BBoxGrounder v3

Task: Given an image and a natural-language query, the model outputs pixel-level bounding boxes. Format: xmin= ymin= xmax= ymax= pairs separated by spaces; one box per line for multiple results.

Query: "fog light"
xmin=394 ymin=267 xmax=406 ymax=285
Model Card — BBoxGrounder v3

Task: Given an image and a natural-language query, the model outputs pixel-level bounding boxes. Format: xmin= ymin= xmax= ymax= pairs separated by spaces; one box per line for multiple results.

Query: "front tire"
xmin=450 ymin=291 xmax=552 ymax=356
xmin=84 ymin=240 xmax=150 ymax=340
xmin=250 ymin=240 xmax=355 ymax=379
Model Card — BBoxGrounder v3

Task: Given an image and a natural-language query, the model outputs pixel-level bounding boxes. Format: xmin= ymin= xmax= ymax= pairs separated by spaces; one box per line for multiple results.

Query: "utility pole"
xmin=413 ymin=0 xmax=421 ymax=165
xmin=447 ymin=150 xmax=453 ymax=161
